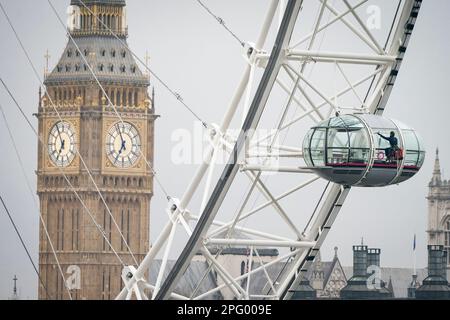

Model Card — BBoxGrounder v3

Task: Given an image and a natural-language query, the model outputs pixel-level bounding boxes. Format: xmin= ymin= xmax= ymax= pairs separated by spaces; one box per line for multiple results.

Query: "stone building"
xmin=340 ymin=246 xmax=393 ymax=299
xmin=415 ymin=245 xmax=450 ymax=299
xmin=427 ymin=149 xmax=450 ymax=268
xmin=37 ymin=0 xmax=155 ymax=299
xmin=308 ymin=248 xmax=347 ymax=298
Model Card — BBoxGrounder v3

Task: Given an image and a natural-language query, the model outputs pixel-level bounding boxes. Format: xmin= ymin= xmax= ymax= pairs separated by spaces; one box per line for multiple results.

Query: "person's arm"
xmin=377 ymin=132 xmax=389 ymax=141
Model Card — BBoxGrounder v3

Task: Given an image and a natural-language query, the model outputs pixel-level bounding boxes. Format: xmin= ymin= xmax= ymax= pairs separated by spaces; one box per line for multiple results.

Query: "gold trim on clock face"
xmin=48 ymin=121 xmax=77 ymax=167
xmin=106 ymin=121 xmax=141 ymax=168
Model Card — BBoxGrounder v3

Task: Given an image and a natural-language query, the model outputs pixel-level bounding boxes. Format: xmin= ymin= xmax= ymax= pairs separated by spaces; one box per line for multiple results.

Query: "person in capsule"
xmin=377 ymin=131 xmax=399 ymax=162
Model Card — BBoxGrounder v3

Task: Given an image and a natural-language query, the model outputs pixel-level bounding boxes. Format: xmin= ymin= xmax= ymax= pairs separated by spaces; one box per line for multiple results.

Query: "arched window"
xmin=134 ymin=91 xmax=138 ymax=107
xmin=101 ymin=49 xmax=106 ymax=57
xmin=445 ymin=218 xmax=450 ymax=266
xmin=111 ymin=49 xmax=116 ymax=58
xmin=67 ymin=49 xmax=73 ymax=57
xmin=57 ymin=209 xmax=65 ymax=251
xmin=120 ymin=65 xmax=126 ymax=73
xmin=122 ymin=89 xmax=126 ymax=106
xmin=120 ymin=209 xmax=130 ymax=251
xmin=128 ymin=91 xmax=132 ymax=106
xmin=116 ymin=91 xmax=121 ymax=106
xmin=75 ymin=64 xmax=80 ymax=71
xmin=108 ymin=64 xmax=114 ymax=72
xmin=98 ymin=89 xmax=103 ymax=106
xmin=121 ymin=50 xmax=126 ymax=58
xmin=130 ymin=65 xmax=136 ymax=73
xmin=110 ymin=89 xmax=115 ymax=105
xmin=98 ymin=64 xmax=104 ymax=72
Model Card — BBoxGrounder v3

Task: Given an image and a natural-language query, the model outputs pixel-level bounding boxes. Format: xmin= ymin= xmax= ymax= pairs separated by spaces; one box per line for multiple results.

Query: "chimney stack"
xmin=416 ymin=245 xmax=450 ymax=299
xmin=353 ymin=245 xmax=368 ymax=277
xmin=367 ymin=248 xmax=381 ymax=268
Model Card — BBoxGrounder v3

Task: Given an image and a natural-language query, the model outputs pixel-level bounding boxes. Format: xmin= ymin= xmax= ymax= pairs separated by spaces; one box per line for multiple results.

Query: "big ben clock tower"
xmin=37 ymin=0 xmax=154 ymax=300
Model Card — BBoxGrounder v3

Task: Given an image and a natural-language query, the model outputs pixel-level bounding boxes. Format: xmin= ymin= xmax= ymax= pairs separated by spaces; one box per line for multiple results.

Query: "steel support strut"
xmin=281 ymin=0 xmax=423 ymax=300
xmin=154 ymin=0 xmax=303 ymax=300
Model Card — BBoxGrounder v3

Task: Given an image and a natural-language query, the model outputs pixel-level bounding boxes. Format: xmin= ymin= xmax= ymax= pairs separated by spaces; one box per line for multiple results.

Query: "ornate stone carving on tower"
xmin=37 ymin=0 xmax=155 ymax=299
xmin=427 ymin=149 xmax=450 ymax=269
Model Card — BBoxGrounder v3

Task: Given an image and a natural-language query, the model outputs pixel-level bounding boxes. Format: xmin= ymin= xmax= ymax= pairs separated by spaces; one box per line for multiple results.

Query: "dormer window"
xmin=83 ymin=64 xmax=88 ymax=71
xmin=108 ymin=64 xmax=114 ymax=72
xmin=98 ymin=64 xmax=104 ymax=72
xmin=65 ymin=64 xmax=71 ymax=72
xmin=101 ymin=49 xmax=106 ymax=57
xmin=75 ymin=64 xmax=80 ymax=72
xmin=111 ymin=50 xmax=116 ymax=58
xmin=120 ymin=65 xmax=126 ymax=73
xmin=130 ymin=65 xmax=136 ymax=73
xmin=67 ymin=49 xmax=73 ymax=57
xmin=121 ymin=50 xmax=126 ymax=58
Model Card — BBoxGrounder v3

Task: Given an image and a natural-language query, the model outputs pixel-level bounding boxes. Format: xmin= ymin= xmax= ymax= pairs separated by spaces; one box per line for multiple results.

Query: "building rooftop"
xmin=44 ymin=36 xmax=149 ymax=86
xmin=71 ymin=0 xmax=126 ymax=6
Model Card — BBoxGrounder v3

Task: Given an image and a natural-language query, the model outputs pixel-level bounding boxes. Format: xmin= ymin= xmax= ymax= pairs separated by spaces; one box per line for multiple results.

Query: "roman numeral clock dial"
xmin=106 ymin=122 xmax=141 ymax=168
xmin=48 ymin=121 xmax=77 ymax=167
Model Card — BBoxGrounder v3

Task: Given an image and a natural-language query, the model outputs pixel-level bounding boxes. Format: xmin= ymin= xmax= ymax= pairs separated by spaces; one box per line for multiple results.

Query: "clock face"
xmin=106 ymin=122 xmax=141 ymax=168
xmin=48 ymin=121 xmax=77 ymax=167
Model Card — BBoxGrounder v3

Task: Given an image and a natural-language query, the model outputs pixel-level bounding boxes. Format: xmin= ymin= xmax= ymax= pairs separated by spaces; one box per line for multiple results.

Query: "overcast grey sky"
xmin=0 ymin=0 xmax=449 ymax=299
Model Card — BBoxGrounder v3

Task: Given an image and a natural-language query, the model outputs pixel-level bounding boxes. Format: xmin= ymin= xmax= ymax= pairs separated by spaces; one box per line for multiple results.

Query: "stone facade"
xmin=309 ymin=248 xmax=347 ymax=298
xmin=37 ymin=0 xmax=154 ymax=300
xmin=427 ymin=149 xmax=450 ymax=268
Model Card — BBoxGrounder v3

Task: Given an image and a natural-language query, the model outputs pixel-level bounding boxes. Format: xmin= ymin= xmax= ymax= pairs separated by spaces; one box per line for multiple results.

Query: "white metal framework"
xmin=117 ymin=0 xmax=422 ymax=300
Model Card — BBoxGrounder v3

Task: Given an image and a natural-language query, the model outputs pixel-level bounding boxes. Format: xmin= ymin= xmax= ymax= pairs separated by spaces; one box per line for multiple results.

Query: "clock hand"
xmin=58 ymin=139 xmax=66 ymax=154
xmin=116 ymin=123 xmax=125 ymax=144
xmin=56 ymin=123 xmax=64 ymax=146
xmin=56 ymin=148 xmax=62 ymax=161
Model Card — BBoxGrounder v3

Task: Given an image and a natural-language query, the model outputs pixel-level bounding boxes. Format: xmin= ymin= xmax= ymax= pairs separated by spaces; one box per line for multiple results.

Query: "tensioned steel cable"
xmin=363 ymin=0 xmax=402 ymax=104
xmin=49 ymin=0 xmax=172 ymax=203
xmin=0 ymin=195 xmax=52 ymax=300
xmin=77 ymin=0 xmax=209 ymax=128
xmin=195 ymin=0 xmax=245 ymax=47
xmin=0 ymin=1 xmax=138 ymax=266
xmin=0 ymin=77 xmax=127 ymax=268
xmin=0 ymin=102 xmax=73 ymax=300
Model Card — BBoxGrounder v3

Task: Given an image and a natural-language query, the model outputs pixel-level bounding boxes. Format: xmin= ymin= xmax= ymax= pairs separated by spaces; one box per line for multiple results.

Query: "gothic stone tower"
xmin=427 ymin=149 xmax=450 ymax=269
xmin=37 ymin=0 xmax=154 ymax=299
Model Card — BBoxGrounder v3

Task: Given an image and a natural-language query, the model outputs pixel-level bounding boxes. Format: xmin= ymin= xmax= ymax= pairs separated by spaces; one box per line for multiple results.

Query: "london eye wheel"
xmin=117 ymin=0 xmax=423 ymax=300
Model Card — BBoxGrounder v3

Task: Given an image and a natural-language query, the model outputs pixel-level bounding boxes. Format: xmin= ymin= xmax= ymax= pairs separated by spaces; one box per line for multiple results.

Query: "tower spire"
xmin=431 ymin=148 xmax=442 ymax=186
xmin=10 ymin=275 xmax=19 ymax=300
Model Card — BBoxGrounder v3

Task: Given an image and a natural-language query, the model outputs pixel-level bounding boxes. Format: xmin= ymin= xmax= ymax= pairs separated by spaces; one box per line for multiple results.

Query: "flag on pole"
xmin=413 ymin=234 xmax=416 ymax=251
